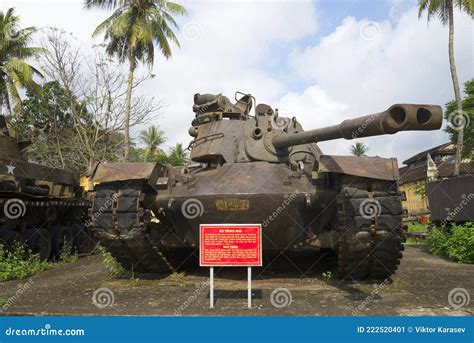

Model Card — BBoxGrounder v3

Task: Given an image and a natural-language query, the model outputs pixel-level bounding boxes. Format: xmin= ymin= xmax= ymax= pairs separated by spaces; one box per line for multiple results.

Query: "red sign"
xmin=200 ymin=224 xmax=262 ymax=267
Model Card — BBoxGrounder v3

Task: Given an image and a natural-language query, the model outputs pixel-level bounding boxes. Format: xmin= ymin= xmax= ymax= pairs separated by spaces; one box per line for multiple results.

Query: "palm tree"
xmin=169 ymin=142 xmax=188 ymax=166
xmin=0 ymin=8 xmax=42 ymax=117
xmin=418 ymin=0 xmax=473 ymax=176
xmin=350 ymin=142 xmax=368 ymax=157
xmin=139 ymin=125 xmax=165 ymax=161
xmin=85 ymin=0 xmax=186 ymax=161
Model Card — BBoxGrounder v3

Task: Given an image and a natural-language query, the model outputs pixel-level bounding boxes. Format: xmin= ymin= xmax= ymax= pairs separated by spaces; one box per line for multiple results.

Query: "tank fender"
xmin=318 ymin=155 xmax=399 ymax=181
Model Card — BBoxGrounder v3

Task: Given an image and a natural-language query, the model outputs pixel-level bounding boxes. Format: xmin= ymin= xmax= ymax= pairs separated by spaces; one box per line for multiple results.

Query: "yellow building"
xmin=399 ymin=143 xmax=473 ymax=215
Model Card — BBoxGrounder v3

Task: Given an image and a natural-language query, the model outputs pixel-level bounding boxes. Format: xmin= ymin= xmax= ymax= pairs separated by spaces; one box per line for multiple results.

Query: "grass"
xmin=0 ymin=298 xmax=6 ymax=306
xmin=0 ymin=241 xmax=83 ymax=282
xmin=0 ymin=244 xmax=51 ymax=282
xmin=171 ymin=272 xmax=187 ymax=288
xmin=406 ymin=223 xmax=428 ymax=233
xmin=96 ymin=246 xmax=133 ymax=279
xmin=405 ymin=237 xmax=422 ymax=245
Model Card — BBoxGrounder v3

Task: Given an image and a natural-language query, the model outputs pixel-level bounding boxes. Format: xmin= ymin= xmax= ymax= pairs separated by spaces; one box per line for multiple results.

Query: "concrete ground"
xmin=0 ymin=245 xmax=472 ymax=316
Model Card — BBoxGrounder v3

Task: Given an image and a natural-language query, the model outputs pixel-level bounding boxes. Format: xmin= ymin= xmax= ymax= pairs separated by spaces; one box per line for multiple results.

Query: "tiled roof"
xmin=399 ymin=161 xmax=474 ymax=184
xmin=402 ymin=142 xmax=453 ymax=165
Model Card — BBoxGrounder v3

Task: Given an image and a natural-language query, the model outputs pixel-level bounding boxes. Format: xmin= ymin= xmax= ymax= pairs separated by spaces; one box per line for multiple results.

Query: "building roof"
xmin=402 ymin=142 xmax=454 ymax=165
xmin=399 ymin=161 xmax=474 ymax=184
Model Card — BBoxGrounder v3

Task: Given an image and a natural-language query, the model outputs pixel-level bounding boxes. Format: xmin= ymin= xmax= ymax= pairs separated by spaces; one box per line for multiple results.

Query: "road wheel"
xmin=24 ymin=229 xmax=52 ymax=260
xmin=52 ymin=226 xmax=74 ymax=256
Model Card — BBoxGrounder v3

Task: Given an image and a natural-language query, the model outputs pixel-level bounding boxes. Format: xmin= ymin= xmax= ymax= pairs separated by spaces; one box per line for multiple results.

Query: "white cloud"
xmin=2 ymin=1 xmax=104 ymax=45
xmin=148 ymin=0 xmax=318 ymax=149
xmin=284 ymin=7 xmax=473 ymax=163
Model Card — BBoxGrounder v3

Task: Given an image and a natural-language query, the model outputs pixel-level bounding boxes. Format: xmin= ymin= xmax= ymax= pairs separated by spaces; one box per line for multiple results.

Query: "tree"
xmin=0 ymin=8 xmax=43 ymax=116
xmin=139 ymin=125 xmax=165 ymax=161
xmin=37 ymin=30 xmax=161 ymax=172
xmin=350 ymin=142 xmax=368 ymax=157
xmin=15 ymin=81 xmax=82 ymax=171
xmin=85 ymin=0 xmax=186 ymax=161
xmin=168 ymin=143 xmax=188 ymax=166
xmin=153 ymin=142 xmax=189 ymax=166
xmin=445 ymin=78 xmax=474 ymax=161
xmin=418 ymin=0 xmax=473 ymax=176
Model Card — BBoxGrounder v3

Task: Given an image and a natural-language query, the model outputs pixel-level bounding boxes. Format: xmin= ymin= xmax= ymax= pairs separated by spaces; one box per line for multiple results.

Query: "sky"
xmin=1 ymin=0 xmax=473 ymax=165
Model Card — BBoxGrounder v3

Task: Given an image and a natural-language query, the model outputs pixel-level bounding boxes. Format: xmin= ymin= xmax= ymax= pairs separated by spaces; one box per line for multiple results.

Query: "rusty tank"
xmin=0 ymin=115 xmax=93 ymax=259
xmin=87 ymin=92 xmax=443 ymax=280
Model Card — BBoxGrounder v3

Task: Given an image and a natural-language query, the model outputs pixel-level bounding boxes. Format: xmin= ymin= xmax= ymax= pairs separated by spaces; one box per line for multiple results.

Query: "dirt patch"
xmin=0 ymin=246 xmax=472 ymax=316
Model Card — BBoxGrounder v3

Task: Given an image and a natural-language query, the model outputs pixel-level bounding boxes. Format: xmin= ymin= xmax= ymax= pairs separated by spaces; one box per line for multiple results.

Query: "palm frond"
xmin=0 ymin=7 xmax=43 ymax=115
xmin=92 ymin=0 xmax=186 ymax=68
xmin=84 ymin=0 xmax=125 ymax=10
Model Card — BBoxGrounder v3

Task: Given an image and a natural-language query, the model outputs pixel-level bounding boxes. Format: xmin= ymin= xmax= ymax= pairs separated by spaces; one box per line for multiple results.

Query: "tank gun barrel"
xmin=272 ymin=104 xmax=442 ymax=149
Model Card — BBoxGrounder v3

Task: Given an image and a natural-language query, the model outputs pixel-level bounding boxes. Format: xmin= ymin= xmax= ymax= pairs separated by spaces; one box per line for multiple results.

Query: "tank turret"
xmin=187 ymin=93 xmax=442 ymax=166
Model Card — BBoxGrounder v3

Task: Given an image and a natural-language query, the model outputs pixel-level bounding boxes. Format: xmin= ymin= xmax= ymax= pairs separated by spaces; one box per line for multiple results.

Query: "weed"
xmin=0 ymin=244 xmax=50 ymax=282
xmin=96 ymin=245 xmax=132 ymax=278
xmin=322 ymin=271 xmax=333 ymax=280
xmin=59 ymin=242 xmax=78 ymax=264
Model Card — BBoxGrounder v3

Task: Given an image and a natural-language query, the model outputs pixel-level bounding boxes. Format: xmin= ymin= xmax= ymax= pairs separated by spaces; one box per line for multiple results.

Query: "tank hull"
xmin=154 ymin=162 xmax=320 ymax=250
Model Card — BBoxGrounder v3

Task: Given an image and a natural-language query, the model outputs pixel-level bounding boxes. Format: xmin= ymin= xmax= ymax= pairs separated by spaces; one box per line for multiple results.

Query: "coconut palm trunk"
xmin=448 ymin=4 xmax=464 ymax=176
xmin=123 ymin=59 xmax=135 ymax=161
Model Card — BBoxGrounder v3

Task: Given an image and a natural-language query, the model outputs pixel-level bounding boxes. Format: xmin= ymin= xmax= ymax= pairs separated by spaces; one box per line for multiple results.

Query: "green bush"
xmin=427 ymin=228 xmax=448 ymax=255
xmin=427 ymin=222 xmax=474 ymax=264
xmin=0 ymin=245 xmax=51 ymax=282
xmin=446 ymin=223 xmax=474 ymax=263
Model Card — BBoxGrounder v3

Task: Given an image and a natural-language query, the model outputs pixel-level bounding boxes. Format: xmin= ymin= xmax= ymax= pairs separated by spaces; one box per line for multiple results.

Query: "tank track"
xmin=91 ymin=187 xmax=176 ymax=274
xmin=0 ymin=197 xmax=93 ymax=259
xmin=336 ymin=178 xmax=405 ymax=280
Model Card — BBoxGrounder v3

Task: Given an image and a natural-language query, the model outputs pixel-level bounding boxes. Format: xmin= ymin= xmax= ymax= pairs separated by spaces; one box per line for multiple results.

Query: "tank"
xmin=0 ymin=115 xmax=93 ymax=259
xmin=87 ymin=93 xmax=442 ymax=280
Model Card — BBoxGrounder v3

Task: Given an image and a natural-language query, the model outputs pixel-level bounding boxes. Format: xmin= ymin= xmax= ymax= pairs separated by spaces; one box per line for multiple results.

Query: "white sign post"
xmin=210 ymin=267 xmax=214 ymax=308
xmin=247 ymin=267 xmax=252 ymax=308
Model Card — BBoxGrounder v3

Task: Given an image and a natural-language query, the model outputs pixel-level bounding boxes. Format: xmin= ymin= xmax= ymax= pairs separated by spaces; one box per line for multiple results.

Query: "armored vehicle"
xmin=88 ymin=93 xmax=442 ymax=280
xmin=0 ymin=116 xmax=93 ymax=259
